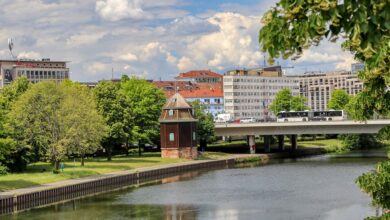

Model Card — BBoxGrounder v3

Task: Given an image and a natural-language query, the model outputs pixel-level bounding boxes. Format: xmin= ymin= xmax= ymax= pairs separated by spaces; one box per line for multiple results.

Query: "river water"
xmin=5 ymin=154 xmax=386 ymax=220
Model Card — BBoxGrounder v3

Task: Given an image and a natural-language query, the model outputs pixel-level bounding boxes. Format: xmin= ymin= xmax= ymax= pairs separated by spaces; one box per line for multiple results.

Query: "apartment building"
xmin=223 ymin=68 xmax=299 ymax=120
xmin=153 ymin=80 xmax=224 ymax=117
xmin=298 ymin=71 xmax=363 ymax=111
xmin=0 ymin=59 xmax=69 ymax=88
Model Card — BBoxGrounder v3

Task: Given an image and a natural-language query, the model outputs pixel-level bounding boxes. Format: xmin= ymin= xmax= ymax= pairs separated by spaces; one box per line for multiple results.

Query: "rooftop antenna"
xmin=111 ymin=67 xmax=114 ymax=80
xmin=8 ymin=38 xmax=16 ymax=60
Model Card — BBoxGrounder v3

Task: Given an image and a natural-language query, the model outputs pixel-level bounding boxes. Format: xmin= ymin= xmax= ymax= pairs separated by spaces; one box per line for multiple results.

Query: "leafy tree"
xmin=9 ymin=81 xmax=108 ymax=171
xmin=190 ymin=100 xmax=215 ymax=151
xmin=269 ymin=88 xmax=306 ymax=115
xmin=328 ymin=89 xmax=350 ymax=110
xmin=357 ymin=160 xmax=390 ymax=211
xmin=93 ymin=80 xmax=129 ymax=161
xmin=259 ymin=1 xmax=390 ymax=119
xmin=120 ymin=77 xmax=165 ymax=156
xmin=339 ymin=133 xmax=381 ymax=150
xmin=60 ymin=82 xmax=107 ymax=166
xmin=0 ymin=78 xmax=30 ymax=171
xmin=9 ymin=81 xmax=64 ymax=171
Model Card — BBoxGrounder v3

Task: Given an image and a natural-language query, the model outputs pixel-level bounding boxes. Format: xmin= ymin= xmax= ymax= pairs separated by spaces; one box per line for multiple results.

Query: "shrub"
xmin=339 ymin=134 xmax=382 ymax=150
xmin=0 ymin=165 xmax=9 ymax=175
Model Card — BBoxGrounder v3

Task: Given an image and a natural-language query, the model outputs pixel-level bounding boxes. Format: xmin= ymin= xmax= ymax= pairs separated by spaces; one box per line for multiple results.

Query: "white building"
xmin=223 ymin=71 xmax=300 ymax=120
xmin=298 ymin=71 xmax=363 ymax=111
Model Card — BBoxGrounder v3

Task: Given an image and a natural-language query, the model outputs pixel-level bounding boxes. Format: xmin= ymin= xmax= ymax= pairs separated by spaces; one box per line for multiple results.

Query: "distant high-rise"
xmin=297 ymin=71 xmax=363 ymax=111
xmin=351 ymin=63 xmax=365 ymax=74
xmin=0 ymin=59 xmax=69 ymax=88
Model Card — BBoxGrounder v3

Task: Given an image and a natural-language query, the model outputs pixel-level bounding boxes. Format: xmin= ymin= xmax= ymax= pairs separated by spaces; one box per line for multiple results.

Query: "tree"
xmin=9 ymin=81 xmax=64 ymax=171
xmin=60 ymin=82 xmax=107 ymax=166
xmin=269 ymin=88 xmax=306 ymax=115
xmin=328 ymin=89 xmax=350 ymax=110
xmin=93 ymin=80 xmax=129 ymax=161
xmin=8 ymin=81 xmax=108 ymax=172
xmin=190 ymin=100 xmax=215 ymax=151
xmin=0 ymin=78 xmax=30 ymax=172
xmin=356 ymin=160 xmax=390 ymax=217
xmin=120 ymin=77 xmax=165 ymax=156
xmin=259 ymin=1 xmax=390 ymax=119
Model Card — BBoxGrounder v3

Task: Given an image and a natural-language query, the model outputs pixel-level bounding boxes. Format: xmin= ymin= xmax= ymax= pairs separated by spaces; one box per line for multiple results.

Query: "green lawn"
xmin=0 ymin=153 xmax=188 ymax=191
xmin=197 ymin=151 xmax=230 ymax=160
xmin=298 ymin=139 xmax=342 ymax=148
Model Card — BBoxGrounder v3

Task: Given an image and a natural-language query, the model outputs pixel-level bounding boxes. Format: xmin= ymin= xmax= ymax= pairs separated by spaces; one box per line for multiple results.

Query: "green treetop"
xmin=269 ymin=88 xmax=306 ymax=115
xmin=190 ymin=100 xmax=215 ymax=150
xmin=328 ymin=89 xmax=350 ymax=110
xmin=93 ymin=80 xmax=130 ymax=161
xmin=259 ymin=0 xmax=390 ymax=119
xmin=120 ymin=77 xmax=165 ymax=155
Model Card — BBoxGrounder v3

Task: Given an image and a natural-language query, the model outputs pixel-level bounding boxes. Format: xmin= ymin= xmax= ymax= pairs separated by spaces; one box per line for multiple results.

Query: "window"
xmin=168 ymin=109 xmax=173 ymax=116
xmin=193 ymin=132 xmax=196 ymax=141
xmin=169 ymin=133 xmax=175 ymax=141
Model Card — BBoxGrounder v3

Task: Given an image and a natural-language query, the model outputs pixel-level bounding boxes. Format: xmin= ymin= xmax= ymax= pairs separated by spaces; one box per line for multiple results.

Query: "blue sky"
xmin=0 ymin=0 xmax=355 ymax=81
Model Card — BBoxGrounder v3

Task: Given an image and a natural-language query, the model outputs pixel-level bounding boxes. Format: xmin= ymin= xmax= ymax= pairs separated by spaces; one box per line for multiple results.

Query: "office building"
xmin=298 ymin=71 xmax=363 ymax=111
xmin=223 ymin=67 xmax=299 ymax=120
xmin=0 ymin=59 xmax=69 ymax=88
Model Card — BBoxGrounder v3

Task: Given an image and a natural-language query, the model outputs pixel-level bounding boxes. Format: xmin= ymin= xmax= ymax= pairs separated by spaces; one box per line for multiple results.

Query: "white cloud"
xmin=86 ymin=62 xmax=109 ymax=75
xmin=177 ymin=56 xmax=195 ymax=71
xmin=66 ymin=32 xmax=107 ymax=47
xmin=95 ymin=0 xmax=150 ymax=21
xmin=177 ymin=13 xmax=264 ymax=70
xmin=118 ymin=52 xmax=138 ymax=61
xmin=17 ymin=51 xmax=41 ymax=60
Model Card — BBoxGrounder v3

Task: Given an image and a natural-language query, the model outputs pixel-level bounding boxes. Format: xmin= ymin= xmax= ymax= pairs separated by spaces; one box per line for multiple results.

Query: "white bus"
xmin=277 ymin=110 xmax=345 ymax=122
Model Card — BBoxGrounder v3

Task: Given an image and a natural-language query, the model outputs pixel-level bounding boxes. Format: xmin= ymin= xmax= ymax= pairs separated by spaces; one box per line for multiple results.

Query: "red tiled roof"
xmin=153 ymin=80 xmax=223 ymax=98
xmin=177 ymin=70 xmax=222 ymax=78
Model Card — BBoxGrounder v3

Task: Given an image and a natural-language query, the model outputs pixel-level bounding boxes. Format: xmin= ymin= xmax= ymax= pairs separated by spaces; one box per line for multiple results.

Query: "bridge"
xmin=214 ymin=120 xmax=390 ymax=154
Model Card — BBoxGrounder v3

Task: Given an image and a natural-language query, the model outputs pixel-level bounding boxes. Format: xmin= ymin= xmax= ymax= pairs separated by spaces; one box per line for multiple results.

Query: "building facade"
xmin=153 ymin=80 xmax=224 ymax=117
xmin=223 ymin=70 xmax=300 ymax=120
xmin=176 ymin=70 xmax=222 ymax=84
xmin=0 ymin=59 xmax=69 ymax=88
xmin=297 ymin=71 xmax=363 ymax=111
xmin=159 ymin=93 xmax=198 ymax=159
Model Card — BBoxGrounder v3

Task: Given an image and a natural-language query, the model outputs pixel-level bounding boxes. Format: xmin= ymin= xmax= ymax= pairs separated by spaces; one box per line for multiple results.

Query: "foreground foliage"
xmin=259 ymin=0 xmax=390 ymax=119
xmin=357 ymin=161 xmax=390 ymax=213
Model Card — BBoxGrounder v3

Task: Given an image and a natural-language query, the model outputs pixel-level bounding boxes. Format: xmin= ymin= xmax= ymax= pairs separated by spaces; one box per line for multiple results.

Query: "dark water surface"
xmin=5 ymin=154 xmax=385 ymax=220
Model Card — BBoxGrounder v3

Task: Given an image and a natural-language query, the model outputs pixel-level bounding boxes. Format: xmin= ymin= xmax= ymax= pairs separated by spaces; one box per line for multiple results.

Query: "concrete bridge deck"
xmin=215 ymin=120 xmax=390 ymax=136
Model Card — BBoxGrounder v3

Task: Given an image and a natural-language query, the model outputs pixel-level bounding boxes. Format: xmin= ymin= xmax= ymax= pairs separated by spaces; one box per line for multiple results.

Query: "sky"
xmin=0 ymin=0 xmax=356 ymax=82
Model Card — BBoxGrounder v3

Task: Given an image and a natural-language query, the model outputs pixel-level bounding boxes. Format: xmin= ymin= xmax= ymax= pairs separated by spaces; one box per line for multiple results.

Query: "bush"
xmin=339 ymin=134 xmax=382 ymax=150
xmin=52 ymin=169 xmax=60 ymax=174
xmin=0 ymin=165 xmax=8 ymax=175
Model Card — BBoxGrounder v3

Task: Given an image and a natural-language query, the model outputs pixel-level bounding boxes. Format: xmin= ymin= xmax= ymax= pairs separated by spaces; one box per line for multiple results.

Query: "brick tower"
xmin=159 ymin=93 xmax=198 ymax=159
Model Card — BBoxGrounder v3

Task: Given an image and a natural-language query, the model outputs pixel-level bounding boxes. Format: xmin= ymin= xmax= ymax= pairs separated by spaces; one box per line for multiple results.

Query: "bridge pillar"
xmin=248 ymin=135 xmax=256 ymax=154
xmin=264 ymin=135 xmax=271 ymax=153
xmin=291 ymin=135 xmax=297 ymax=151
xmin=278 ymin=135 xmax=285 ymax=151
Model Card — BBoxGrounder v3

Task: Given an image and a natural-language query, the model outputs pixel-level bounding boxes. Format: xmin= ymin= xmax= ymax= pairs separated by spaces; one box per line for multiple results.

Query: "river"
xmin=4 ymin=154 xmax=386 ymax=220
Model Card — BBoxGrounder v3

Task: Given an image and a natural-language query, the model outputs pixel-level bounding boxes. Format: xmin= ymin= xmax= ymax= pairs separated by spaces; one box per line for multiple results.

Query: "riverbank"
xmin=0 ymin=148 xmax=324 ymax=215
